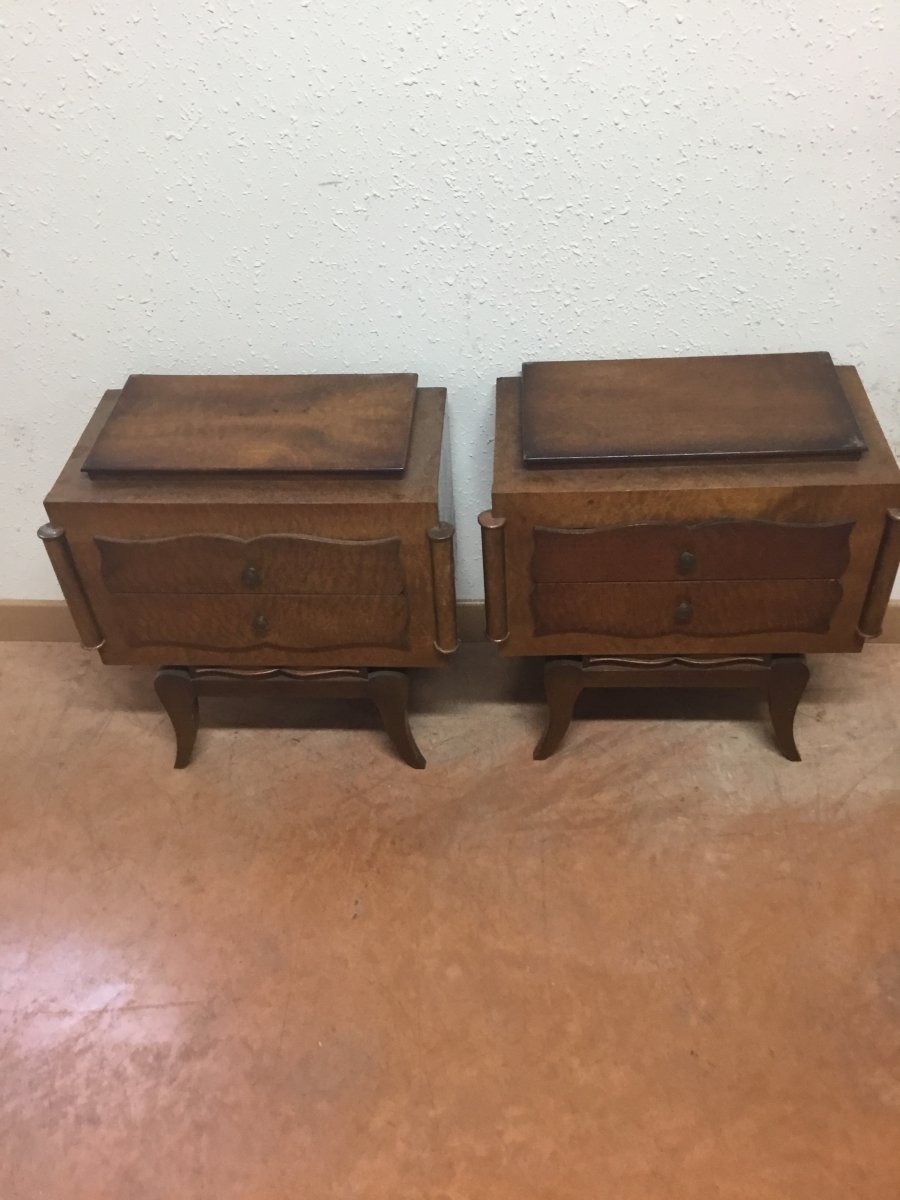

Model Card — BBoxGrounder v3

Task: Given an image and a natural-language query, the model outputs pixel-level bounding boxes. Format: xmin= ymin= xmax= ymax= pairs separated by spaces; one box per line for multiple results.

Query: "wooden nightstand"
xmin=40 ymin=374 xmax=458 ymax=768
xmin=479 ymin=354 xmax=900 ymax=760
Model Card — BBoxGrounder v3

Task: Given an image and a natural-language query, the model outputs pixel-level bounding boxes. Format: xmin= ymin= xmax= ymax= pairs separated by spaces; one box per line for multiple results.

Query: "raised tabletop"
xmin=521 ymin=352 xmax=867 ymax=469
xmin=83 ymin=373 xmax=419 ymax=477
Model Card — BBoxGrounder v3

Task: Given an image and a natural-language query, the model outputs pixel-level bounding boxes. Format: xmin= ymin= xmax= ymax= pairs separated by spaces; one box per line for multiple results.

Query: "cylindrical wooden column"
xmin=858 ymin=509 xmax=900 ymax=638
xmin=478 ymin=511 xmax=509 ymax=644
xmin=427 ymin=521 xmax=459 ymax=654
xmin=37 ymin=524 xmax=104 ymax=649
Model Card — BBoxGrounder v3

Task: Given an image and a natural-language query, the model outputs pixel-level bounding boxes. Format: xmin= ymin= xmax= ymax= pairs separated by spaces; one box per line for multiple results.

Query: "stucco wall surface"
xmin=3 ymin=0 xmax=898 ymax=601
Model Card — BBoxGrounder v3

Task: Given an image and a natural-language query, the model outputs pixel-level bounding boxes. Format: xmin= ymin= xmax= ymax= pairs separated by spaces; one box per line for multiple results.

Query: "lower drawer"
xmin=531 ymin=579 xmax=842 ymax=639
xmin=110 ymin=593 xmax=410 ymax=653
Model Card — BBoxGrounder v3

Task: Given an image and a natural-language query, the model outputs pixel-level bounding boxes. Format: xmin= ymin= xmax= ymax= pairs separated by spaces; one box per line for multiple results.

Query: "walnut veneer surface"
xmin=520 ymin=352 xmax=866 ymax=466
xmin=483 ymin=365 xmax=900 ymax=659
xmin=83 ymin=373 xmax=419 ymax=476
xmin=43 ymin=384 xmax=456 ymax=670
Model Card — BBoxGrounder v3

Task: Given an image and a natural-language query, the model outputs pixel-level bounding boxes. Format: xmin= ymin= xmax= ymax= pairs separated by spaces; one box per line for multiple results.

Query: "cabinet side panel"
xmin=859 ymin=510 xmax=900 ymax=638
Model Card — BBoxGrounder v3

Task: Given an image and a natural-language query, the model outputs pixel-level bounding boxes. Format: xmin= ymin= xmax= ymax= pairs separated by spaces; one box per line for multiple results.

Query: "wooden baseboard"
xmin=1 ymin=597 xmax=898 ymax=644
xmin=883 ymin=601 xmax=900 ymax=643
xmin=456 ymin=600 xmax=486 ymax=644
xmin=0 ymin=599 xmax=82 ymax=642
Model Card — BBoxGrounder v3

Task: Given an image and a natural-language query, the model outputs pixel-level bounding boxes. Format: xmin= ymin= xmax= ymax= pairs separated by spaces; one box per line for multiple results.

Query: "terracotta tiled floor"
xmin=1 ymin=641 xmax=899 ymax=1199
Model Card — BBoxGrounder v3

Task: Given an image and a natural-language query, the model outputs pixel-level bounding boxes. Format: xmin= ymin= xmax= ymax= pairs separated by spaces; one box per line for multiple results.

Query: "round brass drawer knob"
xmin=242 ymin=564 xmax=262 ymax=589
xmin=677 ymin=550 xmax=696 ymax=574
xmin=674 ymin=601 xmax=693 ymax=625
xmin=252 ymin=613 xmax=269 ymax=636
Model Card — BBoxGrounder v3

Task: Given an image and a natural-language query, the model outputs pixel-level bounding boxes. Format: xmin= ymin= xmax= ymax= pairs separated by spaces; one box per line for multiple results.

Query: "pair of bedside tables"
xmin=40 ymin=355 xmax=900 ymax=768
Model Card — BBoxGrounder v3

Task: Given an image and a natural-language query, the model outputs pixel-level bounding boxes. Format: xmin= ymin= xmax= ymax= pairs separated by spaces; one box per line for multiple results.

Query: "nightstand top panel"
xmin=82 ymin=373 xmax=418 ymax=478
xmin=48 ymin=388 xmax=445 ymax=508
xmin=495 ymin=367 xmax=900 ymax=497
xmin=521 ymin=352 xmax=866 ymax=468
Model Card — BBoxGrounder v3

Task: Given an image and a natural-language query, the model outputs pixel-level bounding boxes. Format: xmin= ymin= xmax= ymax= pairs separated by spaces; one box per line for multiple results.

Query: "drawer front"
xmin=111 ymin=593 xmax=410 ymax=652
xmin=96 ymin=533 xmax=405 ymax=595
xmin=532 ymin=519 xmax=854 ymax=583
xmin=532 ymin=580 xmax=842 ymax=639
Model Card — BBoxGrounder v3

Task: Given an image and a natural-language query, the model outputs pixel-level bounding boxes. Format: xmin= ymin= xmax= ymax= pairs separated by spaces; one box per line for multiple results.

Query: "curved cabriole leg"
xmin=766 ymin=655 xmax=810 ymax=762
xmin=534 ymin=659 xmax=585 ymax=761
xmin=154 ymin=667 xmax=199 ymax=769
xmin=368 ymin=670 xmax=426 ymax=770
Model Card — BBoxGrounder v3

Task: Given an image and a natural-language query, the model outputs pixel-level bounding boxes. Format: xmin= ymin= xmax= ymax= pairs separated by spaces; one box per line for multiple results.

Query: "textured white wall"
xmin=3 ymin=0 xmax=899 ymax=601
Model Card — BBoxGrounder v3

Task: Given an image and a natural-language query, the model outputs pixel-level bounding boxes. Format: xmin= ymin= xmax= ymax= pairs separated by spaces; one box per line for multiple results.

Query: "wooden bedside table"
xmin=479 ymin=353 xmax=900 ymax=760
xmin=39 ymin=374 xmax=458 ymax=768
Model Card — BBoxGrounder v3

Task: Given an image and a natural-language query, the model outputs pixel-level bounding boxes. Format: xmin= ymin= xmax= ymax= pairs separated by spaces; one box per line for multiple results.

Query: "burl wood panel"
xmin=44 ymin=388 xmax=456 ymax=670
xmin=83 ymin=373 xmax=419 ymax=477
xmin=96 ymin=533 xmax=405 ymax=595
xmin=490 ymin=366 xmax=900 ymax=658
xmin=521 ymin=353 xmax=866 ymax=467
xmin=531 ymin=519 xmax=854 ymax=584
xmin=859 ymin=509 xmax=900 ymax=638
xmin=111 ymin=593 xmax=410 ymax=653
xmin=531 ymin=580 xmax=843 ymax=639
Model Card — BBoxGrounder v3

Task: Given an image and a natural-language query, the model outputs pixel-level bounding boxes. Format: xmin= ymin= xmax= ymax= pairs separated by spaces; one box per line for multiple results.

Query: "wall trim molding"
xmin=2 ymin=597 xmax=899 ymax=645
xmin=0 ymin=599 xmax=87 ymax=642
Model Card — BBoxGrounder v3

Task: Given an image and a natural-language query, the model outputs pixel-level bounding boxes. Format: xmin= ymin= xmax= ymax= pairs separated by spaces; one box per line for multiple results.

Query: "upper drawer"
xmin=531 ymin=519 xmax=854 ymax=583
xmin=95 ymin=533 xmax=405 ymax=595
